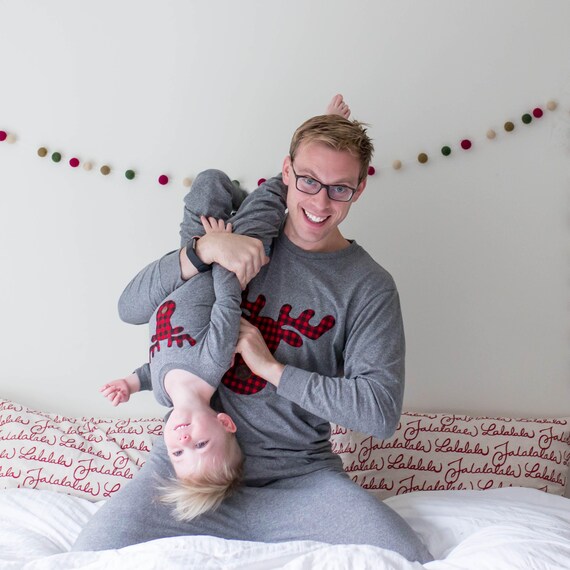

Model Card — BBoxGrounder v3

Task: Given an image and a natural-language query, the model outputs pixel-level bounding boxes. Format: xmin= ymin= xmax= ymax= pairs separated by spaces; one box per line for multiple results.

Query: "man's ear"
xmin=217 ymin=413 xmax=237 ymax=433
xmin=352 ymin=177 xmax=367 ymax=203
xmin=282 ymin=155 xmax=292 ymax=184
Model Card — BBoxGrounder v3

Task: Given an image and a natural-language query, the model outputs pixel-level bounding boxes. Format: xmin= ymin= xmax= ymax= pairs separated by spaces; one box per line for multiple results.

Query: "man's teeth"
xmin=304 ymin=210 xmax=327 ymax=223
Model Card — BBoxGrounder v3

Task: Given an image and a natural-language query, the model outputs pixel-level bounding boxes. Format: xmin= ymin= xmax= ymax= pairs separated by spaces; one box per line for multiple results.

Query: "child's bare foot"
xmin=326 ymin=94 xmax=350 ymax=118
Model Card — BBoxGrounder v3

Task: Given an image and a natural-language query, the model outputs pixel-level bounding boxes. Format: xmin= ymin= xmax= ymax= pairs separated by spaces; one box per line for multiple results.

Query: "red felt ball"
xmin=0 ymin=131 xmax=7 ymax=142
xmin=367 ymin=166 xmax=376 ymax=176
xmin=69 ymin=157 xmax=80 ymax=168
xmin=158 ymin=174 xmax=169 ymax=185
xmin=258 ymin=178 xmax=267 ymax=186
xmin=460 ymin=139 xmax=472 ymax=150
xmin=532 ymin=107 xmax=543 ymax=118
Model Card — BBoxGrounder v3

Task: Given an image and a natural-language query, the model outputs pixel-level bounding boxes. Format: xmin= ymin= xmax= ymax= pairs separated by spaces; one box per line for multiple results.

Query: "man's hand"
xmin=179 ymin=216 xmax=269 ymax=287
xmin=196 ymin=216 xmax=269 ymax=288
xmin=235 ymin=318 xmax=285 ymax=387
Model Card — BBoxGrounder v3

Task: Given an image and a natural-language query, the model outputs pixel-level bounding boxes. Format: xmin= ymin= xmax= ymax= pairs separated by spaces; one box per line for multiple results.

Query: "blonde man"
xmin=77 ymin=97 xmax=432 ymax=563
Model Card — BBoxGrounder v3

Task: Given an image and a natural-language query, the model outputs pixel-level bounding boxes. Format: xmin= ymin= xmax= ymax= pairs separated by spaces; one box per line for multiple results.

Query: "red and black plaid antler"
xmin=149 ymin=300 xmax=196 ymax=358
xmin=223 ymin=294 xmax=335 ymax=394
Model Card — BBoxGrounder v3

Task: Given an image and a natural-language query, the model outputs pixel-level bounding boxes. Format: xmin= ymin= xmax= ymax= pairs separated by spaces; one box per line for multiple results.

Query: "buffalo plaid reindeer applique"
xmin=150 ymin=300 xmax=196 ymax=358
xmin=223 ymin=292 xmax=335 ymax=394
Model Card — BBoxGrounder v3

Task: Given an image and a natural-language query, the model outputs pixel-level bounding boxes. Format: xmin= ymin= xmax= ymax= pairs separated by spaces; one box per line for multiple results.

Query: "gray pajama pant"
xmin=73 ymin=439 xmax=432 ymax=562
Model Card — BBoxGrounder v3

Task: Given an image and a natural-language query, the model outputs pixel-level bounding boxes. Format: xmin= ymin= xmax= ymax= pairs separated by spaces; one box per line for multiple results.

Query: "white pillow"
xmin=331 ymin=412 xmax=570 ymax=499
xmin=0 ymin=398 xmax=163 ymax=500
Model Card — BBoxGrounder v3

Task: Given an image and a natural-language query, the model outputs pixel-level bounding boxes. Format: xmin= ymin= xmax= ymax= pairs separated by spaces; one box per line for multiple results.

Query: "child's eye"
xmin=173 ymin=450 xmax=183 ymax=457
xmin=195 ymin=441 xmax=208 ymax=449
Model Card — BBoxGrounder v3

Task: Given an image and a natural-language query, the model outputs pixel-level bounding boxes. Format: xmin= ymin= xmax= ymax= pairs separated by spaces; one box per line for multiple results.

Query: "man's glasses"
xmin=290 ymin=165 xmax=358 ymax=203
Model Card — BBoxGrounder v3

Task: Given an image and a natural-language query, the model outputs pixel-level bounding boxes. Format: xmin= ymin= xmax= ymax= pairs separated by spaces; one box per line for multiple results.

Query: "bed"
xmin=1 ymin=398 xmax=569 ymax=569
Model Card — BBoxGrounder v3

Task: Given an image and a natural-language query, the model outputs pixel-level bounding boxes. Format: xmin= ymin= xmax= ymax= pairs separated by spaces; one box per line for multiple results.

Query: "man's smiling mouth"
xmin=303 ymin=209 xmax=328 ymax=223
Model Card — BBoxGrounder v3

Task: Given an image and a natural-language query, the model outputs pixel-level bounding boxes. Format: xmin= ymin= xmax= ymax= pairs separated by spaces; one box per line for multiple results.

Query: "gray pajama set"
xmin=73 ymin=170 xmax=432 ymax=563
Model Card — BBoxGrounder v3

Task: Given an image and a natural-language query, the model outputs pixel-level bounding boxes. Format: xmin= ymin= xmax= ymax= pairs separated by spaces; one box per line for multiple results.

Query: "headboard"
xmin=2 ymin=399 xmax=568 ymax=500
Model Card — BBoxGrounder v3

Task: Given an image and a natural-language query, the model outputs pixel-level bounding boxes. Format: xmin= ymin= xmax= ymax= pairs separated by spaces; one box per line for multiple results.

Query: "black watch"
xmin=185 ymin=237 xmax=212 ymax=273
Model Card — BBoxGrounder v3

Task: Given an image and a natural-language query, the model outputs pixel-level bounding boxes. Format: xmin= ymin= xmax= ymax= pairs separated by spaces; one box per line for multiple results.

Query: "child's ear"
xmin=217 ymin=413 xmax=237 ymax=433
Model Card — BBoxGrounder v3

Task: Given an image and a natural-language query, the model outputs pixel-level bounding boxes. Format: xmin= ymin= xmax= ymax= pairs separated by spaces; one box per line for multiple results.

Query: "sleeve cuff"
xmin=276 ymin=364 xmax=308 ymax=403
xmin=158 ymin=250 xmax=186 ymax=291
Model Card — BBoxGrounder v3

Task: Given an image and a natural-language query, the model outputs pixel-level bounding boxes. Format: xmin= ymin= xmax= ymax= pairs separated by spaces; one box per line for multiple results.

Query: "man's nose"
xmin=312 ymin=186 xmax=331 ymax=206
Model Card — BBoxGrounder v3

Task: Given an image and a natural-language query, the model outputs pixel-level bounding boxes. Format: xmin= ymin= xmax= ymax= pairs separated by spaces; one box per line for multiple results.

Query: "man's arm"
xmin=236 ymin=288 xmax=405 ymax=440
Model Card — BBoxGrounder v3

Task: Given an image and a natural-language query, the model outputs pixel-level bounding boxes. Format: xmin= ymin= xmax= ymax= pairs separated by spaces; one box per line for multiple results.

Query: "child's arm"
xmin=100 ymin=371 xmax=142 ymax=407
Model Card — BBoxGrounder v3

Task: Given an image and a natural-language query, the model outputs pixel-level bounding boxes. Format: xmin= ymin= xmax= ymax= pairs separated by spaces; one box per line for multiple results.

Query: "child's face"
xmin=164 ymin=408 xmax=236 ymax=480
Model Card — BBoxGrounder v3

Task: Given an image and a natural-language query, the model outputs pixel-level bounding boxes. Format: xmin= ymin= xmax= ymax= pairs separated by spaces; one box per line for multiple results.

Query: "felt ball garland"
xmin=0 ymin=99 xmax=562 ymax=187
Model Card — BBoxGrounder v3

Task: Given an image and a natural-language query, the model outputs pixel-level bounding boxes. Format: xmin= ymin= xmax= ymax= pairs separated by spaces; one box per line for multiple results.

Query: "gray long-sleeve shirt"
xmin=124 ymin=230 xmax=405 ymax=485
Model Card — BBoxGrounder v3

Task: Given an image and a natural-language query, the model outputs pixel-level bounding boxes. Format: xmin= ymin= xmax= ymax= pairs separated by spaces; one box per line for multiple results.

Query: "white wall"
xmin=0 ymin=0 xmax=568 ymax=418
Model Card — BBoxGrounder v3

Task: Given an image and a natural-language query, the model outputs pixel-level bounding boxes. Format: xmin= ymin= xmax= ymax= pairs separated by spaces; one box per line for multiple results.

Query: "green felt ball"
xmin=441 ymin=146 xmax=452 ymax=156
xmin=232 ymin=179 xmax=240 ymax=187
xmin=522 ymin=113 xmax=532 ymax=124
xmin=51 ymin=152 xmax=62 ymax=163
xmin=125 ymin=169 xmax=136 ymax=180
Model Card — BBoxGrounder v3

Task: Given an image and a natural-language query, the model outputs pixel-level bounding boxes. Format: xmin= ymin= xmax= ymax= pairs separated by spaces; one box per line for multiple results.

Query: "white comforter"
xmin=1 ymin=487 xmax=569 ymax=569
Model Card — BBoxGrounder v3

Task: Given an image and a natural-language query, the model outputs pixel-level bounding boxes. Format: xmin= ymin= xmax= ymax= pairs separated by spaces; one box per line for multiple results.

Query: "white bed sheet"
xmin=1 ymin=487 xmax=569 ymax=569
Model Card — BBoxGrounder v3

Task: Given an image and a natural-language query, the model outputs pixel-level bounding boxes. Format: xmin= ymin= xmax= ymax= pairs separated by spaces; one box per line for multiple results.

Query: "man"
xmin=73 ymin=102 xmax=432 ymax=563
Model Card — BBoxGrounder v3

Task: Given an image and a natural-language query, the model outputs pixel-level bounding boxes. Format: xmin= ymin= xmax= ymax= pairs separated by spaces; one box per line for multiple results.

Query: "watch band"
xmin=185 ymin=237 xmax=212 ymax=273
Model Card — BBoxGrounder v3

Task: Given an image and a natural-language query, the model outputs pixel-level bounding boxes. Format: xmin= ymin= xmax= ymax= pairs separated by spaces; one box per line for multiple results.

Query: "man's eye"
xmin=331 ymin=186 xmax=349 ymax=195
xmin=302 ymin=177 xmax=317 ymax=186
xmin=195 ymin=441 xmax=208 ymax=449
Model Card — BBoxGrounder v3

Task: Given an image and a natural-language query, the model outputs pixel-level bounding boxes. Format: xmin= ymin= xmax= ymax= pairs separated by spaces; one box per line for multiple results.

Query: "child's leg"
xmin=179 ymin=169 xmax=248 ymax=247
xmin=227 ymin=176 xmax=288 ymax=253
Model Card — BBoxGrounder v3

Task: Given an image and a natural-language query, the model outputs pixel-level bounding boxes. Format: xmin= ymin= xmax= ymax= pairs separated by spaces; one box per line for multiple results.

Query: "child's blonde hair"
xmin=160 ymin=435 xmax=244 ymax=521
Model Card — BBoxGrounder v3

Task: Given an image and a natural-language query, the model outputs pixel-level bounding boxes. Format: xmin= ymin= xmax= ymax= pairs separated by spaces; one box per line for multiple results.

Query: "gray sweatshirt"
xmin=124 ymin=231 xmax=405 ymax=485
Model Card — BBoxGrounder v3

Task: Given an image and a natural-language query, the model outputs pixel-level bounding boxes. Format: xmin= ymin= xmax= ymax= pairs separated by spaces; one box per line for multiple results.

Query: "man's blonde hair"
xmin=160 ymin=436 xmax=244 ymax=521
xmin=289 ymin=114 xmax=374 ymax=183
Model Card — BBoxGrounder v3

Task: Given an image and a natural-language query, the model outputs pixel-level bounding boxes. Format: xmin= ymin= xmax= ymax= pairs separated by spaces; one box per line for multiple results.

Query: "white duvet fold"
xmin=2 ymin=487 xmax=569 ymax=570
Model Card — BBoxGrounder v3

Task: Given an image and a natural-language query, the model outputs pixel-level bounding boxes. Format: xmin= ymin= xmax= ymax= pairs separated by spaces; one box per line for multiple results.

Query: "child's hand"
xmin=201 ymin=216 xmax=233 ymax=234
xmin=100 ymin=379 xmax=131 ymax=406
